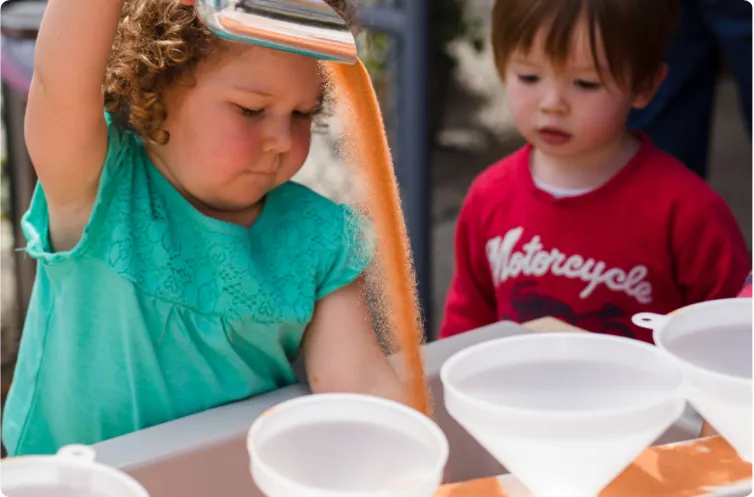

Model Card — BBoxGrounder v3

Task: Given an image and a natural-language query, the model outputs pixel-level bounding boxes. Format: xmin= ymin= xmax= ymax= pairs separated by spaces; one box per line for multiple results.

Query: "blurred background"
xmin=1 ymin=0 xmax=752 ymax=400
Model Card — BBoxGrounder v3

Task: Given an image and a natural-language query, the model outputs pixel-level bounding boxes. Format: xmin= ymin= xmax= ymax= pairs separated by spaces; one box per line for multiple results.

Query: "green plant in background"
xmin=430 ymin=0 xmax=484 ymax=67
xmin=358 ymin=30 xmax=391 ymax=79
xmin=358 ymin=0 xmax=484 ymax=79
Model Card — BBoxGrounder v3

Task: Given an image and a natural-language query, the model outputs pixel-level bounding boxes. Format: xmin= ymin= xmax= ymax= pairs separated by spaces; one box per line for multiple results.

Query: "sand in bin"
xmin=431 ymin=437 xmax=751 ymax=496
xmin=323 ymin=60 xmax=430 ymax=416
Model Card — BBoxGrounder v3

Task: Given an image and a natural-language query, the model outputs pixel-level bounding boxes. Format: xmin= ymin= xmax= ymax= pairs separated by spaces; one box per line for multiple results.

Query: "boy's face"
xmin=149 ymin=44 xmax=323 ymax=223
xmin=503 ymin=20 xmax=661 ymax=160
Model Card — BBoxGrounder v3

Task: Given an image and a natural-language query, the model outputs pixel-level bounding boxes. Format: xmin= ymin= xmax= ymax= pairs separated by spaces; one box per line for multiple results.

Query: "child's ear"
xmin=632 ymin=64 xmax=668 ymax=109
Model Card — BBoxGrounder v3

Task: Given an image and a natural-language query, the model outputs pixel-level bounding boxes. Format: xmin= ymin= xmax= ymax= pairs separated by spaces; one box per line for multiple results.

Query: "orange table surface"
xmin=435 ymin=436 xmax=751 ymax=497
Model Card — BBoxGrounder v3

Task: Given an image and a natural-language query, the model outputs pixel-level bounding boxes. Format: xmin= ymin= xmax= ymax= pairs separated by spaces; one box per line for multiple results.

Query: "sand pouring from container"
xmin=195 ymin=0 xmax=358 ymax=63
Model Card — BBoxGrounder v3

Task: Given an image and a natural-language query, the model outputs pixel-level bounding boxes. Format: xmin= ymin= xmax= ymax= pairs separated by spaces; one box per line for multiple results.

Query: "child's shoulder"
xmin=638 ymin=145 xmax=731 ymax=213
xmin=467 ymin=145 xmax=529 ymax=199
xmin=268 ymin=182 xmax=373 ymax=291
xmin=640 ymin=145 xmax=706 ymax=187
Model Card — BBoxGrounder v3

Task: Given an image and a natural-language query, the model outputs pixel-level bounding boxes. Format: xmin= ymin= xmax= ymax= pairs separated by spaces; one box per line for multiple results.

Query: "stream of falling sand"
xmin=324 ymin=60 xmax=430 ymax=415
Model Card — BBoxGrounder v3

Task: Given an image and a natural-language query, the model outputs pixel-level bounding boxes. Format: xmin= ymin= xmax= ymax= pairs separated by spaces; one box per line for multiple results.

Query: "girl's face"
xmin=150 ymin=44 xmax=323 ymax=225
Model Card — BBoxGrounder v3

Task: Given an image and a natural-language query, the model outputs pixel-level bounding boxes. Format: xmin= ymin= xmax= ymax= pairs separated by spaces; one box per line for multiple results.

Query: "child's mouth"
xmin=537 ymin=127 xmax=572 ymax=145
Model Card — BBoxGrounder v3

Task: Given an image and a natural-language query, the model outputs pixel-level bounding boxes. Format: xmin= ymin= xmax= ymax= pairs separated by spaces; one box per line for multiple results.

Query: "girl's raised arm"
xmin=24 ymin=0 xmax=125 ymax=251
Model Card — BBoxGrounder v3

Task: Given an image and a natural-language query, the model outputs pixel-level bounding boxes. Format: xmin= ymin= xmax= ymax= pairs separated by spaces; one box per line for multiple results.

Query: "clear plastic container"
xmin=441 ymin=332 xmax=686 ymax=497
xmin=634 ymin=297 xmax=753 ymax=462
xmin=1 ymin=445 xmax=150 ymax=497
xmin=247 ymin=393 xmax=449 ymax=497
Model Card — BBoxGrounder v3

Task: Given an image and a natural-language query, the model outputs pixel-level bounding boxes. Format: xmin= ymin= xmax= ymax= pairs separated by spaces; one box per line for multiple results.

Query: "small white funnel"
xmin=634 ymin=298 xmax=753 ymax=462
xmin=247 ymin=393 xmax=449 ymax=497
xmin=441 ymin=332 xmax=685 ymax=497
xmin=1 ymin=444 xmax=150 ymax=497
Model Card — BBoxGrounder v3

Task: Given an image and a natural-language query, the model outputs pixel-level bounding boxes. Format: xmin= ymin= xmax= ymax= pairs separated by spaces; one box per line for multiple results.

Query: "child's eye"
xmin=517 ymin=74 xmax=540 ymax=84
xmin=239 ymin=106 xmax=263 ymax=117
xmin=294 ymin=105 xmax=324 ymax=119
xmin=575 ymin=80 xmax=601 ymax=90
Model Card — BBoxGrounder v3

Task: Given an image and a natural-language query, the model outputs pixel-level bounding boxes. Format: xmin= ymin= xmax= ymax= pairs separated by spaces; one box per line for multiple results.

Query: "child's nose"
xmin=539 ymin=87 xmax=569 ymax=116
xmin=262 ymin=117 xmax=293 ymax=154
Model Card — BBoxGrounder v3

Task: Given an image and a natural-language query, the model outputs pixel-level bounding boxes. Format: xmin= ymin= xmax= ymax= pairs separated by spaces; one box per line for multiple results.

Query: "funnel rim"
xmin=0 ymin=451 xmax=151 ymax=497
xmin=653 ymin=298 xmax=753 ymax=387
xmin=247 ymin=393 xmax=449 ymax=497
xmin=440 ymin=332 xmax=685 ymax=419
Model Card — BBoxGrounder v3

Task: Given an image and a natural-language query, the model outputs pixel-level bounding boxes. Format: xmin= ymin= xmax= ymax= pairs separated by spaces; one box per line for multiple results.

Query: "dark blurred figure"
xmin=628 ymin=0 xmax=752 ymax=179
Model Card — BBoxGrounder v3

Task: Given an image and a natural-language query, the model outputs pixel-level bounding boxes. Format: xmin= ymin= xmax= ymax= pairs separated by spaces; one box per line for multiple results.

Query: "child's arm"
xmin=671 ymin=189 xmax=751 ymax=305
xmin=439 ymin=190 xmax=498 ymax=338
xmin=302 ymin=276 xmax=410 ymax=405
xmin=24 ymin=0 xmax=125 ymax=252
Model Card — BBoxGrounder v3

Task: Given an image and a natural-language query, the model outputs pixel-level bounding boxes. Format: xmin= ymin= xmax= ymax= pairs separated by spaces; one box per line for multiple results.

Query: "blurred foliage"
xmin=358 ymin=0 xmax=484 ymax=78
xmin=430 ymin=0 xmax=485 ymax=64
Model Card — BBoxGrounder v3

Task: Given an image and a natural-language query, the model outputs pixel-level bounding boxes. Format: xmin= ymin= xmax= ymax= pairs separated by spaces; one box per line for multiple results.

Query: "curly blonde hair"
xmin=104 ymin=0 xmax=357 ymax=145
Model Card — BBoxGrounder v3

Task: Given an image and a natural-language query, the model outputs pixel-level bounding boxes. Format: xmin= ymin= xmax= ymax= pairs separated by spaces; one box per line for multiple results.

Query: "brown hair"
xmin=490 ymin=0 xmax=679 ymax=93
xmin=104 ymin=0 xmax=357 ymax=145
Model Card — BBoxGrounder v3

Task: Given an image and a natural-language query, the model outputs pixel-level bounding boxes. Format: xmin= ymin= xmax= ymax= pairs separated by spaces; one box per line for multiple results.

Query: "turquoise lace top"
xmin=3 ymin=113 xmax=373 ymax=456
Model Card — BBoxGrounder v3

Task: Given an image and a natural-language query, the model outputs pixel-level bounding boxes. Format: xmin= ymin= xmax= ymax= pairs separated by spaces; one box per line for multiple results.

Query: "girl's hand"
xmin=302 ymin=276 xmax=412 ymax=407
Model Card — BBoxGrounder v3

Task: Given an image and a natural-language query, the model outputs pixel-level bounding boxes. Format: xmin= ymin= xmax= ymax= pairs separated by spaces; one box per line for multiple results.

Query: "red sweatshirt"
xmin=739 ymin=273 xmax=752 ymax=298
xmin=440 ymin=137 xmax=751 ymax=343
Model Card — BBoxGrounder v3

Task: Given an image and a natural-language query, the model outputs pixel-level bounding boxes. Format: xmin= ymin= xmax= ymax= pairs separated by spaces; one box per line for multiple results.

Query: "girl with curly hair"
xmin=3 ymin=0 xmax=408 ymax=456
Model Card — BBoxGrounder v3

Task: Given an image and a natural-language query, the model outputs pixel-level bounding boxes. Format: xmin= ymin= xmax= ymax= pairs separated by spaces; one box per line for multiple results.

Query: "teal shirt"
xmin=3 ymin=113 xmax=372 ymax=456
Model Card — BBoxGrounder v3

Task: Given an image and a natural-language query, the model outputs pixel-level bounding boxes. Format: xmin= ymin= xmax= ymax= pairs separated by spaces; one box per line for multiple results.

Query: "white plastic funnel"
xmin=247 ymin=393 xmax=449 ymax=497
xmin=0 ymin=444 xmax=150 ymax=497
xmin=441 ymin=332 xmax=685 ymax=497
xmin=634 ymin=298 xmax=753 ymax=462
